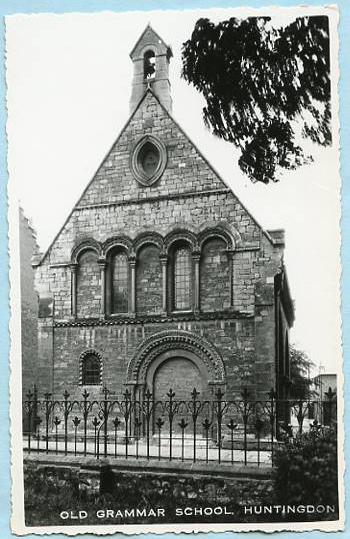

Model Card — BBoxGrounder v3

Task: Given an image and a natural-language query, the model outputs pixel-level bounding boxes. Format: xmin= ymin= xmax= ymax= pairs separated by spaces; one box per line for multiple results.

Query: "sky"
xmin=5 ymin=6 xmax=342 ymax=375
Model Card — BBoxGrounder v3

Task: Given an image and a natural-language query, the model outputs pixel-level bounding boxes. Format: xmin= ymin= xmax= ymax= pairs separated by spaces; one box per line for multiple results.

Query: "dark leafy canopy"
xmin=289 ymin=345 xmax=315 ymax=400
xmin=182 ymin=16 xmax=331 ymax=183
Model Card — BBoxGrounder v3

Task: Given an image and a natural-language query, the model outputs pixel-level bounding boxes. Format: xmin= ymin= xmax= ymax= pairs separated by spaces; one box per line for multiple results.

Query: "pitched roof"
xmin=129 ymin=24 xmax=173 ymax=58
xmin=35 ymin=87 xmax=278 ymax=267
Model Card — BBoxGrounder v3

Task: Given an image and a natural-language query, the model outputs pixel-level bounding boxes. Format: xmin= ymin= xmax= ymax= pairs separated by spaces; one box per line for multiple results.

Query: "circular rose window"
xmin=130 ymin=135 xmax=167 ymax=186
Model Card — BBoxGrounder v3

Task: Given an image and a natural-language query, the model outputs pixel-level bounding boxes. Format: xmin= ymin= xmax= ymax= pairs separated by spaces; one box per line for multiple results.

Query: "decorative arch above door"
xmin=126 ymin=329 xmax=226 ymax=399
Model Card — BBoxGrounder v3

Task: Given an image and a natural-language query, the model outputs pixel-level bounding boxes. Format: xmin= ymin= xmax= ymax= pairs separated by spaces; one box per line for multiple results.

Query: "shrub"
xmin=273 ymin=428 xmax=338 ymax=508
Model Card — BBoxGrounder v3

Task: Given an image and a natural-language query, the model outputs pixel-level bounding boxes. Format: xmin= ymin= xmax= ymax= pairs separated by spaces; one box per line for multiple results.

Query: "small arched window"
xmin=144 ymin=50 xmax=156 ymax=80
xmin=112 ymin=252 xmax=129 ymax=313
xmin=81 ymin=353 xmax=101 ymax=385
xmin=174 ymin=246 xmax=191 ymax=310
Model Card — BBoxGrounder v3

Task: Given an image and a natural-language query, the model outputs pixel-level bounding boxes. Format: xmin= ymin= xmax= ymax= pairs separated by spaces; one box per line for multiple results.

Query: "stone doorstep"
xmin=32 ymin=431 xmax=277 ymax=441
xmin=27 ymin=433 xmax=280 ymax=450
xmin=24 ymin=453 xmax=272 ymax=480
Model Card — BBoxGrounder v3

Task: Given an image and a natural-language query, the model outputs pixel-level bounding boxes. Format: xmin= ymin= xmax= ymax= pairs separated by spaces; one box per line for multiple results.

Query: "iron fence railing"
xmin=23 ymin=386 xmax=337 ymax=467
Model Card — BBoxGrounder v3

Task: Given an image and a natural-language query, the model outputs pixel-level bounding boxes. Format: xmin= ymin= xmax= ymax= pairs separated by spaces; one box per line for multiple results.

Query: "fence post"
xmin=227 ymin=418 xmax=237 ymax=465
xmin=215 ymin=388 xmax=224 ymax=464
xmin=113 ymin=417 xmax=121 ymax=458
xmin=82 ymin=389 xmax=89 ymax=456
xmin=92 ymin=416 xmax=100 ymax=458
xmin=44 ymin=392 xmax=52 ymax=454
xmin=203 ymin=418 xmax=212 ymax=464
xmin=134 ymin=417 xmax=142 ymax=459
xmin=267 ymin=388 xmax=277 ymax=465
xmin=167 ymin=389 xmax=175 ymax=461
xmin=179 ymin=419 xmax=188 ymax=462
xmin=72 ymin=416 xmax=81 ymax=456
xmin=156 ymin=417 xmax=164 ymax=460
xmin=54 ymin=416 xmax=61 ymax=454
xmin=254 ymin=417 xmax=264 ymax=467
xmin=191 ymin=387 xmax=200 ymax=463
xmin=63 ymin=390 xmax=70 ymax=456
xmin=241 ymin=388 xmax=249 ymax=466
xmin=102 ymin=386 xmax=110 ymax=458
xmin=25 ymin=389 xmax=34 ymax=453
xmin=123 ymin=389 xmax=131 ymax=460
xmin=33 ymin=385 xmax=38 ymax=435
xmin=145 ymin=389 xmax=152 ymax=460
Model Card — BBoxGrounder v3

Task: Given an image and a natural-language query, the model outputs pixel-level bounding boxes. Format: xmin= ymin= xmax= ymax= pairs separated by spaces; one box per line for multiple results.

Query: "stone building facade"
xmin=32 ymin=25 xmax=294 ymax=405
xmin=20 ymin=207 xmax=39 ymax=398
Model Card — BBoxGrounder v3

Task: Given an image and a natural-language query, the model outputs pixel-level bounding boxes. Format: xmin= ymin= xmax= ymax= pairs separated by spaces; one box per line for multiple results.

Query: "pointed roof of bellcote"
xmin=129 ymin=23 xmax=173 ymax=60
xmin=129 ymin=24 xmax=173 ymax=113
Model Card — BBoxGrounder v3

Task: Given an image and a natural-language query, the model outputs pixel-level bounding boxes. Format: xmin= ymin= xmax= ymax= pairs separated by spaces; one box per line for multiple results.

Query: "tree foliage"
xmin=289 ymin=345 xmax=315 ymax=399
xmin=182 ymin=16 xmax=331 ymax=183
xmin=273 ymin=429 xmax=338 ymax=517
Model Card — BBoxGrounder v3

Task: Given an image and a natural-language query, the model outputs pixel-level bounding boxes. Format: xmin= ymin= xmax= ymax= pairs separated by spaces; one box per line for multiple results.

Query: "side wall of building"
xmin=20 ymin=209 xmax=39 ymax=397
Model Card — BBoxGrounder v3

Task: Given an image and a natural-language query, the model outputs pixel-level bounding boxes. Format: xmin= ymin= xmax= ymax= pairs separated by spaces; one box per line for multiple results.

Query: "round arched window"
xmin=81 ymin=353 xmax=101 ymax=385
xmin=130 ymin=135 xmax=167 ymax=186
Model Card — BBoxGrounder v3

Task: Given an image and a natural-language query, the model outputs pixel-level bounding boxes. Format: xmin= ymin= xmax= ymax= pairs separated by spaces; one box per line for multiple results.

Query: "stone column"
xmin=129 ymin=255 xmax=137 ymax=315
xmin=98 ymin=259 xmax=106 ymax=319
xmin=192 ymin=251 xmax=201 ymax=313
xmin=70 ymin=263 xmax=78 ymax=318
xmin=159 ymin=254 xmax=168 ymax=313
xmin=226 ymin=250 xmax=234 ymax=308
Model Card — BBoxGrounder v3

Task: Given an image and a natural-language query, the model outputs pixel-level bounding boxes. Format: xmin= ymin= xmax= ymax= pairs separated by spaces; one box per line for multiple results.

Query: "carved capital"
xmin=191 ymin=250 xmax=201 ymax=262
xmin=97 ymin=258 xmax=107 ymax=268
xmin=159 ymin=254 xmax=168 ymax=266
xmin=128 ymin=255 xmax=137 ymax=268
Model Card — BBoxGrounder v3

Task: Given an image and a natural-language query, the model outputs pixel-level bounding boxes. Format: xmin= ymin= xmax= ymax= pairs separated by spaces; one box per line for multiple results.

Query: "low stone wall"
xmin=24 ymin=455 xmax=273 ymax=526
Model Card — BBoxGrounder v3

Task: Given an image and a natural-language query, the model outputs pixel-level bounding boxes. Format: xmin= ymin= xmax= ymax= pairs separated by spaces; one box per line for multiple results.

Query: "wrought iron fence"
xmin=23 ymin=386 xmax=337 ymax=467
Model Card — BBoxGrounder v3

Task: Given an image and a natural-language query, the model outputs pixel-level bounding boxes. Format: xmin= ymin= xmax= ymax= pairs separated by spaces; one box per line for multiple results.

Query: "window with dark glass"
xmin=112 ymin=252 xmax=129 ymax=313
xmin=82 ymin=354 xmax=100 ymax=385
xmin=174 ymin=247 xmax=191 ymax=310
xmin=138 ymin=141 xmax=160 ymax=178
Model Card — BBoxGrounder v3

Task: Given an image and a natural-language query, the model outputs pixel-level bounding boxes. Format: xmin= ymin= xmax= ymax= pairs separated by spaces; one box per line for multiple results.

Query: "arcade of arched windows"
xmin=70 ymin=230 xmax=235 ymax=319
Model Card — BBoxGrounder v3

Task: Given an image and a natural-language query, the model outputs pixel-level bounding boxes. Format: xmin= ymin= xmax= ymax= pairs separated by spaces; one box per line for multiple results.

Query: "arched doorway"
xmin=126 ymin=330 xmax=226 ymax=435
xmin=145 ymin=349 xmax=209 ymax=400
xmin=153 ymin=356 xmax=204 ymax=402
xmin=145 ymin=349 xmax=209 ymax=434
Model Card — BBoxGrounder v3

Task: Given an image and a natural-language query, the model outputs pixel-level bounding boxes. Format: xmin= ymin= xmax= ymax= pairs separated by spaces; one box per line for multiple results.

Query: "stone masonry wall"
xmin=24 ymin=458 xmax=274 ymax=527
xmin=136 ymin=245 xmax=162 ymax=314
xmin=76 ymin=250 xmax=101 ymax=318
xmin=36 ymin=194 xmax=282 ymax=321
xmin=34 ymin=91 xmax=285 ymax=403
xmin=47 ymin=316 xmax=272 ymax=401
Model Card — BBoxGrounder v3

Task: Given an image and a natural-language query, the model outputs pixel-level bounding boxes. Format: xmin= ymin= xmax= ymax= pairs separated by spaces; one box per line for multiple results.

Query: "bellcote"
xmin=129 ymin=25 xmax=173 ymax=114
